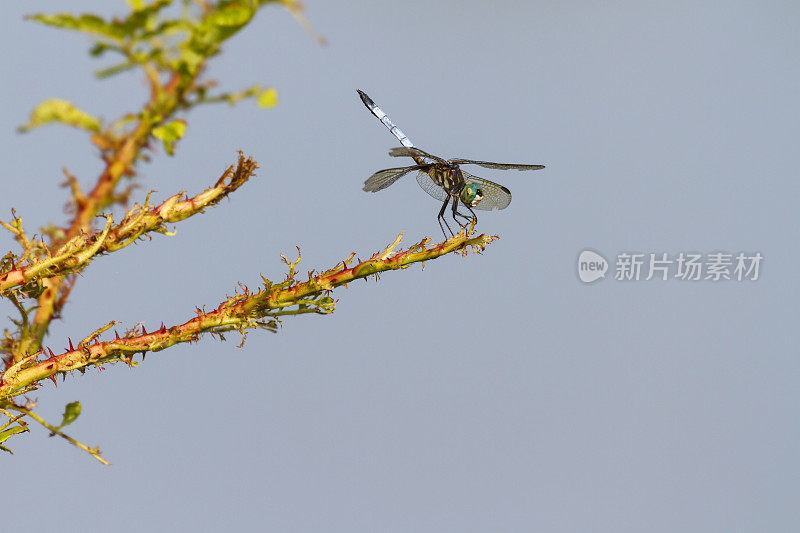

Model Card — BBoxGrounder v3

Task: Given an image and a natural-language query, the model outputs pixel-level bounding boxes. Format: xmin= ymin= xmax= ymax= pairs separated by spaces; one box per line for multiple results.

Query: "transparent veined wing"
xmin=448 ymin=158 xmax=545 ymax=171
xmin=363 ymin=165 xmax=426 ymax=192
xmin=389 ymin=146 xmax=448 ymax=164
xmin=414 ymin=170 xmax=512 ymax=211
xmin=460 ymin=170 xmax=512 ymax=211
xmin=415 ymin=171 xmax=450 ymax=203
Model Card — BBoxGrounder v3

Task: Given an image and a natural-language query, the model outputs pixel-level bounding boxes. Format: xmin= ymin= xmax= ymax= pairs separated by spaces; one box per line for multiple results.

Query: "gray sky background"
xmin=2 ymin=1 xmax=798 ymax=531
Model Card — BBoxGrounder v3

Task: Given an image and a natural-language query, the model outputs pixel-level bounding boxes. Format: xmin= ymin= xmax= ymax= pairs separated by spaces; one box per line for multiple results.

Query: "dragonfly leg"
xmin=437 ymin=197 xmax=454 ymax=239
xmin=465 ymin=205 xmax=478 ymax=226
xmin=453 ymin=209 xmax=472 ymax=225
xmin=451 ymin=198 xmax=473 ymax=231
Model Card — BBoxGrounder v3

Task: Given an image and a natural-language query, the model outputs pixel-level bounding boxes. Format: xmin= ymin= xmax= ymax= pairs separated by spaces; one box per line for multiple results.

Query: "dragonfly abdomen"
xmin=357 ymin=89 xmax=414 ymax=148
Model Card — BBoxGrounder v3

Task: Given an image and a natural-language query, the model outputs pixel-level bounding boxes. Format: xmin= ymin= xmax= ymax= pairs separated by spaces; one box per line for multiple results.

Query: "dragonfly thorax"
xmin=427 ymin=163 xmax=466 ymax=196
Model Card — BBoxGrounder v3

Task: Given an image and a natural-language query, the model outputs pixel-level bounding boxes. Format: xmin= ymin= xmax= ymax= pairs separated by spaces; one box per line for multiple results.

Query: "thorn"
xmin=68 ymin=338 xmax=74 ymax=351
xmin=142 ymin=325 xmax=147 ymax=335
xmin=47 ymin=347 xmax=55 ymax=357
xmin=160 ymin=322 xmax=166 ymax=333
xmin=115 ymin=330 xmax=120 ymax=340
xmin=48 ymin=374 xmax=57 ymax=386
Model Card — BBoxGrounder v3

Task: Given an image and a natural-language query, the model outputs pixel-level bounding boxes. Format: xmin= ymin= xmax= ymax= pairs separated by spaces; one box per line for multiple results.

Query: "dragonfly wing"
xmin=363 ymin=166 xmax=425 ymax=192
xmin=449 ymin=158 xmax=545 ymax=171
xmin=389 ymin=146 xmax=448 ymax=163
xmin=415 ymin=171 xmax=450 ymax=203
xmin=461 ymin=171 xmax=512 ymax=211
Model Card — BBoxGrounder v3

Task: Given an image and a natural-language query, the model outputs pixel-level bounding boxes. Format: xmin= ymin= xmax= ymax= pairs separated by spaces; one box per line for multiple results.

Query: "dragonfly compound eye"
xmin=460 ymin=183 xmax=484 ymax=207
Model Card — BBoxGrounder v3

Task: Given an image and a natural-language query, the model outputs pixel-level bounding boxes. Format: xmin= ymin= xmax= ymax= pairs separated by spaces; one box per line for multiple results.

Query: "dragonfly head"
xmin=460 ymin=182 xmax=484 ymax=207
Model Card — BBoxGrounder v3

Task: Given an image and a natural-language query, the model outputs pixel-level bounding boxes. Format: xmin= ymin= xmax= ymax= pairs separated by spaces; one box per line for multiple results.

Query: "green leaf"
xmin=95 ymin=60 xmax=138 ymax=79
xmin=152 ymin=119 xmax=187 ymax=156
xmin=89 ymin=41 xmax=119 ymax=57
xmin=28 ymin=13 xmax=125 ymax=40
xmin=207 ymin=2 xmax=257 ymax=27
xmin=30 ymin=1 xmax=174 ymax=45
xmin=19 ymin=99 xmax=102 ymax=133
xmin=185 ymin=1 xmax=258 ymax=63
xmin=175 ymin=47 xmax=206 ymax=76
xmin=59 ymin=401 xmax=82 ymax=429
xmin=21 ymin=280 xmax=46 ymax=299
xmin=119 ymin=0 xmax=174 ymax=36
xmin=0 ymin=425 xmax=27 ymax=445
xmin=256 ymin=87 xmax=278 ymax=109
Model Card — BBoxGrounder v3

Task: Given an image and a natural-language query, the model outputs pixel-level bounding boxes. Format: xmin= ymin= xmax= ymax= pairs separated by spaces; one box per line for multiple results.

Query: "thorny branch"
xmin=0 ymin=228 xmax=497 ymax=401
xmin=0 ymin=2 xmax=501 ymax=462
xmin=0 ymin=153 xmax=258 ymax=293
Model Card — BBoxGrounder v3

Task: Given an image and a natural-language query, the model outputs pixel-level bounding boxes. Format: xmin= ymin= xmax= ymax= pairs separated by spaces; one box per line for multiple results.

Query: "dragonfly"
xmin=357 ymin=89 xmax=545 ymax=238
